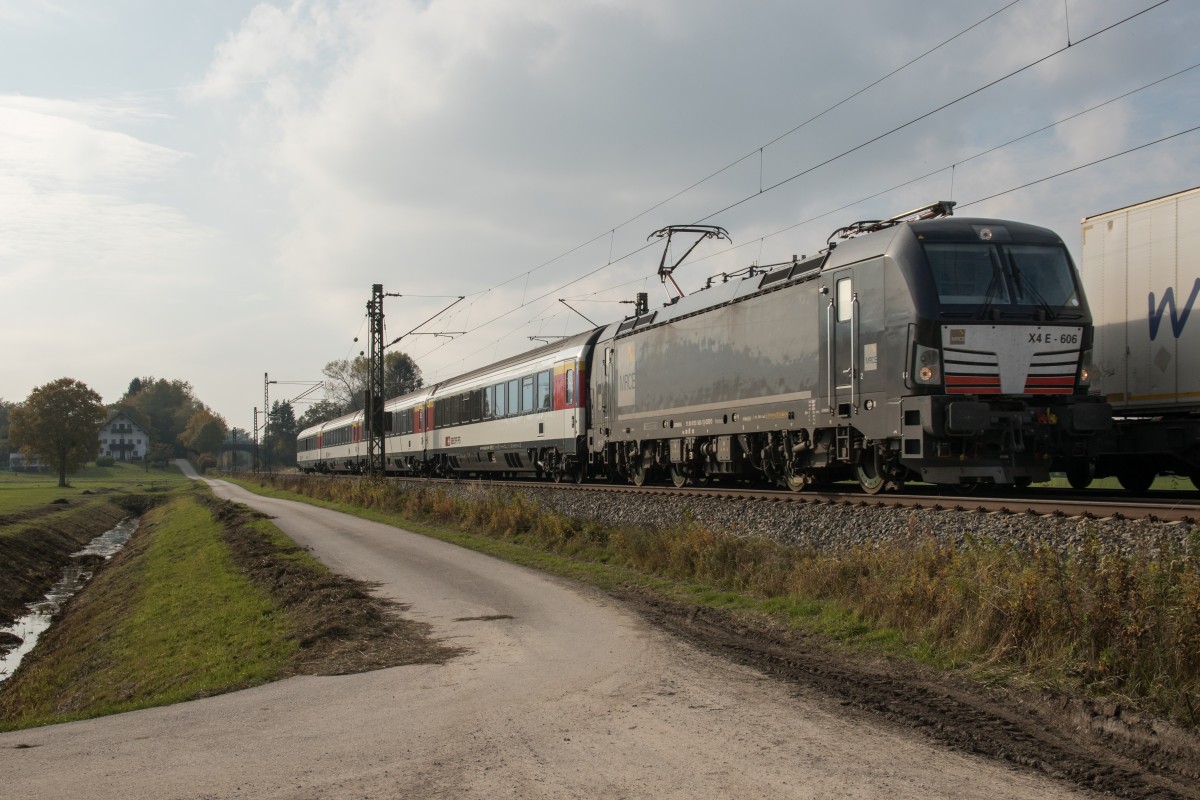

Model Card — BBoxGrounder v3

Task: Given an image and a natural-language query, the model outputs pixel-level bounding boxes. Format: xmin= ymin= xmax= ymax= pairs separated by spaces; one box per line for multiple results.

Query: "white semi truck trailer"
xmin=1078 ymin=186 xmax=1200 ymax=491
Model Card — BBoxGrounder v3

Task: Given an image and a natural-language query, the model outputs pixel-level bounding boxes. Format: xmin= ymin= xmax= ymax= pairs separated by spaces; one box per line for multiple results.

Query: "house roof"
xmin=102 ymin=410 xmax=149 ymax=436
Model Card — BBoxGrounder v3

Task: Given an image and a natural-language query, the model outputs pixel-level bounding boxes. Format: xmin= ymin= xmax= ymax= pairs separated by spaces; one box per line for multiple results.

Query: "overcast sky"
xmin=2 ymin=0 xmax=1197 ymax=431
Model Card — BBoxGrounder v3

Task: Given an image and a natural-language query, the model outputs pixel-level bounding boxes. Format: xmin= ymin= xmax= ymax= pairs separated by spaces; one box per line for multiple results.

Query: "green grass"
xmin=0 ymin=494 xmax=297 ymax=730
xmin=224 ymin=479 xmax=960 ymax=665
xmin=0 ymin=461 xmax=187 ymax=515
xmin=234 ymin=474 xmax=1200 ymax=726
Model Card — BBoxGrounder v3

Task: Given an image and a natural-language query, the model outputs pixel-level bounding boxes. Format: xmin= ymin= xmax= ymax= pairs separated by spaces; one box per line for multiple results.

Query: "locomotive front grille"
xmin=940 ymin=325 xmax=1082 ymax=396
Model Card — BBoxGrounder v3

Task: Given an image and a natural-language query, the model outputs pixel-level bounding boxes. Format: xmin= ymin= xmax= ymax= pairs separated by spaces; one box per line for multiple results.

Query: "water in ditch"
xmin=0 ymin=518 xmax=139 ymax=683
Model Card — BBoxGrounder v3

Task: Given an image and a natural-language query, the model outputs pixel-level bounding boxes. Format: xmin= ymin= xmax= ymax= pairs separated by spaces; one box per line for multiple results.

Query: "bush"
xmin=95 ymin=456 xmax=115 ymax=467
xmin=195 ymin=454 xmax=217 ymax=474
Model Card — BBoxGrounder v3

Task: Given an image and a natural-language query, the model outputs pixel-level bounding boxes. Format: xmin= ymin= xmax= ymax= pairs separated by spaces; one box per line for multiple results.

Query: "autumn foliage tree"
xmin=180 ymin=408 xmax=228 ymax=456
xmin=10 ymin=378 xmax=107 ymax=487
xmin=120 ymin=377 xmax=203 ymax=456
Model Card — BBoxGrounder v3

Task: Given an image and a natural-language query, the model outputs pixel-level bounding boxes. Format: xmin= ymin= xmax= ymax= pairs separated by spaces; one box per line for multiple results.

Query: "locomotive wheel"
xmin=630 ymin=462 xmax=647 ymax=487
xmin=1066 ymin=460 xmax=1093 ymax=490
xmin=783 ymin=469 xmax=808 ymax=492
xmin=1117 ymin=467 xmax=1154 ymax=494
xmin=670 ymin=464 xmax=687 ymax=488
xmin=854 ymin=458 xmax=886 ymax=495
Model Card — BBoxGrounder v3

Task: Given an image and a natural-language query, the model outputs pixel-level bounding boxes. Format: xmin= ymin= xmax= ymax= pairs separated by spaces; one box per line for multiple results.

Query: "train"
xmin=1075 ymin=186 xmax=1200 ymax=491
xmin=298 ymin=201 xmax=1112 ymax=493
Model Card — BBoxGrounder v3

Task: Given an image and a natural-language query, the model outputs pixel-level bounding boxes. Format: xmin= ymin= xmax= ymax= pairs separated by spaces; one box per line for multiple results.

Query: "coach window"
xmin=566 ymin=368 xmax=575 ymax=405
xmin=507 ymin=379 xmax=519 ymax=416
xmin=837 ymin=276 xmax=853 ymax=322
xmin=522 ymin=376 xmax=534 ymax=414
xmin=485 ymin=385 xmax=494 ymax=418
xmin=537 ymin=371 xmax=551 ymax=411
xmin=495 ymin=382 xmax=506 ymax=417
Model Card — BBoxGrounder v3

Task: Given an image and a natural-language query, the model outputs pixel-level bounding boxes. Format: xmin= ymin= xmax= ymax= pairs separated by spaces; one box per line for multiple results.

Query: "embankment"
xmin=0 ymin=494 xmax=155 ymax=625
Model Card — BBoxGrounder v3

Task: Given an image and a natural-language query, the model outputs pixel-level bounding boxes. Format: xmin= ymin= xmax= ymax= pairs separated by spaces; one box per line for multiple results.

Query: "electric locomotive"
xmin=587 ymin=202 xmax=1111 ymax=492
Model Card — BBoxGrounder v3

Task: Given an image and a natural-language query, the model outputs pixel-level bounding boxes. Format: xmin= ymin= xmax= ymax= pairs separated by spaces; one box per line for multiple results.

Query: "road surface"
xmin=0 ymin=469 xmax=1088 ymax=799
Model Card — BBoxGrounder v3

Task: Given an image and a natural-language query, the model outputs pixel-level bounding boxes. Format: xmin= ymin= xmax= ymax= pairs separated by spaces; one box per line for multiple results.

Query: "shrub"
xmin=95 ymin=456 xmax=115 ymax=467
xmin=254 ymin=473 xmax=1200 ymax=726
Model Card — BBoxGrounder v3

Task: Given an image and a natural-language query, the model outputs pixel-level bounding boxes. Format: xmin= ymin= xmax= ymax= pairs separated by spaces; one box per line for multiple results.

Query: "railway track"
xmin=305 ymin=473 xmax=1200 ymax=524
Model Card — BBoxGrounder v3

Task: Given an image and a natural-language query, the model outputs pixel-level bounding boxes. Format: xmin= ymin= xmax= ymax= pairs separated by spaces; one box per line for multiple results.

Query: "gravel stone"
xmin=428 ymin=479 xmax=1199 ymax=558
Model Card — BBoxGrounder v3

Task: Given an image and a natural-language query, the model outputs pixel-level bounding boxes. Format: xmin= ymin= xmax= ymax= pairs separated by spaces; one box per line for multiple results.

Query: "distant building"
xmin=99 ymin=411 xmax=149 ymax=461
xmin=9 ymin=452 xmax=47 ymax=472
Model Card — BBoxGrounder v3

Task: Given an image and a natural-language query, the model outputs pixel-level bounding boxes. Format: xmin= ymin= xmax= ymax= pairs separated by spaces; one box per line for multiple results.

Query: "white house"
xmin=99 ymin=411 xmax=150 ymax=461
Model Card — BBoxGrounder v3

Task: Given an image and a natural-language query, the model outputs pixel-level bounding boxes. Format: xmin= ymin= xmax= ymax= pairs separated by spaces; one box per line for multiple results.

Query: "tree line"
xmin=2 ymin=351 xmax=422 ymax=484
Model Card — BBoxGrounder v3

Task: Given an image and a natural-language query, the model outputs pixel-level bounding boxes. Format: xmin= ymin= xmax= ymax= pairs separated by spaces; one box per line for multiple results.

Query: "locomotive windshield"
xmin=924 ymin=242 xmax=1081 ymax=316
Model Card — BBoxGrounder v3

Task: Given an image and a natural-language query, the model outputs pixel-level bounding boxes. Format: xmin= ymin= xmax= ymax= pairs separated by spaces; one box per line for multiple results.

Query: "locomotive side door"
xmin=828 ymin=269 xmax=857 ymax=418
xmin=825 ymin=263 xmax=885 ymax=422
xmin=590 ymin=345 xmax=615 ymax=449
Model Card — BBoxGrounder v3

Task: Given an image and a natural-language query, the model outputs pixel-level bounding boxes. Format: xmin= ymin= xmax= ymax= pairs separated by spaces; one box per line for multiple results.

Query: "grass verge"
xmin=240 ymin=474 xmax=1200 ymax=727
xmin=0 ymin=461 xmax=187 ymax=516
xmin=0 ymin=488 xmax=457 ymax=731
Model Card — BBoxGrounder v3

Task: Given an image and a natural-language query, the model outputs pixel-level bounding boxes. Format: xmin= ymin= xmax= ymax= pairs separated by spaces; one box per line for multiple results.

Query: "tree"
xmin=320 ymin=351 xmax=423 ymax=414
xmin=9 ymin=378 xmax=106 ymax=487
xmin=180 ymin=409 xmax=228 ymax=456
xmin=384 ymin=351 xmax=423 ymax=398
xmin=0 ymin=398 xmax=15 ymax=468
xmin=267 ymin=401 xmax=298 ymax=467
xmin=121 ymin=377 xmax=202 ymax=455
xmin=297 ymin=398 xmax=345 ymax=430
xmin=147 ymin=442 xmax=175 ymax=469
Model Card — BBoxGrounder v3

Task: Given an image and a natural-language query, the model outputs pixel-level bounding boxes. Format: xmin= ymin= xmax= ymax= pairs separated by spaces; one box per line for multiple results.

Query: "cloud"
xmin=0 ymin=97 xmax=185 ymax=191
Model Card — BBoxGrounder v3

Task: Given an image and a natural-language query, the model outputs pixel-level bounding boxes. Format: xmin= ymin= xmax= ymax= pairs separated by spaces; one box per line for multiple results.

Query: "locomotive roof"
xmin=605 ymin=215 xmax=1070 ymax=339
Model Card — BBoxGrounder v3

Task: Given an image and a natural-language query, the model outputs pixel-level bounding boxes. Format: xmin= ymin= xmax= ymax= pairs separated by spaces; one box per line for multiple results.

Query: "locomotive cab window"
xmin=1007 ymin=245 xmax=1080 ymax=308
xmin=926 ymin=243 xmax=1008 ymax=305
xmin=924 ymin=242 xmax=1080 ymax=311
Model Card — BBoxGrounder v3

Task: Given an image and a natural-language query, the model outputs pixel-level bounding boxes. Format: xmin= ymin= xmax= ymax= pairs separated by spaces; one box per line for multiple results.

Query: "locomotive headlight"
xmin=1078 ymin=349 xmax=1093 ymax=386
xmin=913 ymin=344 xmax=941 ymax=385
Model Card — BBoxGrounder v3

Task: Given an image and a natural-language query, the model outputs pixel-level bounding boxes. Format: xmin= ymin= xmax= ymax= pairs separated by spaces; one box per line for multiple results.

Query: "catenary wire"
xmin=409 ymin=0 xmax=1175 ymax=364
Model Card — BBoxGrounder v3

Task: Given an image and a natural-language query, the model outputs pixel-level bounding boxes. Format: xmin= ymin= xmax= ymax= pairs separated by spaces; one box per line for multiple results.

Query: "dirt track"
xmin=1 ymin=471 xmax=1195 ymax=798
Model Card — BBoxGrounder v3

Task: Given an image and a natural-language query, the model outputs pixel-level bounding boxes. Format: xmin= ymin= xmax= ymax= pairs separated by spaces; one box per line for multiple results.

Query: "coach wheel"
xmin=1191 ymin=472 xmax=1200 ymax=492
xmin=1117 ymin=466 xmax=1155 ymax=494
xmin=1066 ymin=460 xmax=1093 ymax=490
xmin=670 ymin=464 xmax=687 ymax=488
xmin=1014 ymin=476 xmax=1034 ymax=489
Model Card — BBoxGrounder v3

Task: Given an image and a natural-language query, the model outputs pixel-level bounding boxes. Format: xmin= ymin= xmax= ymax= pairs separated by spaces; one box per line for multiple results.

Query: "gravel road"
xmin=0 ymin=473 xmax=1090 ymax=799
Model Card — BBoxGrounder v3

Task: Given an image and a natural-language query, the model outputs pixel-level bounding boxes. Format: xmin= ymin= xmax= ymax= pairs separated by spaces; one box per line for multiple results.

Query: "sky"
xmin=1 ymin=0 xmax=1198 ymax=432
